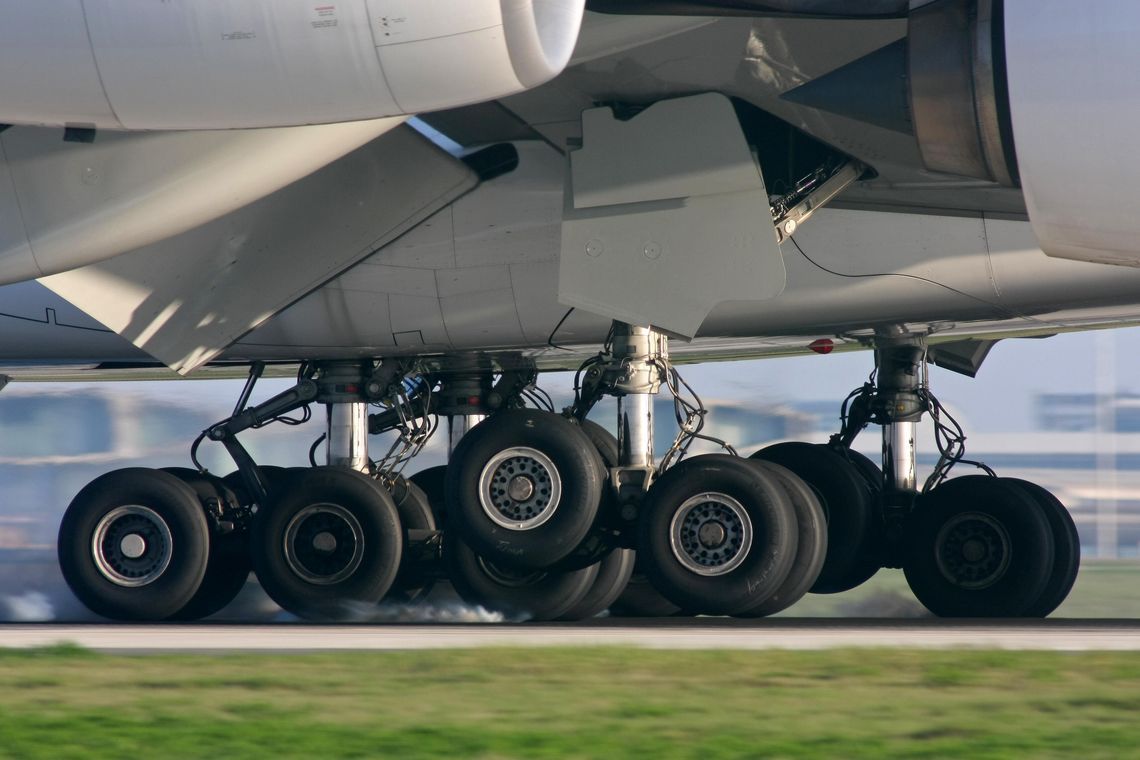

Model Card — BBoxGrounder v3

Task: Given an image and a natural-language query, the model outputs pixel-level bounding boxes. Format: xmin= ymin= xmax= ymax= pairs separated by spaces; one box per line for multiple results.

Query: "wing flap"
xmin=40 ymin=126 xmax=477 ymax=374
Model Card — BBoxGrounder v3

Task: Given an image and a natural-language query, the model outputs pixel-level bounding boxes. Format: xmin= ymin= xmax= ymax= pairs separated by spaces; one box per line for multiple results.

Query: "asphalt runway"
xmin=2 ymin=619 xmax=1140 ymax=652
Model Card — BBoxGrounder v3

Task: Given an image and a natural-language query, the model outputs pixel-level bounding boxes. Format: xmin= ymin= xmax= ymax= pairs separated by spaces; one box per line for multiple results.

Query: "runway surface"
xmin=2 ymin=619 xmax=1140 ymax=652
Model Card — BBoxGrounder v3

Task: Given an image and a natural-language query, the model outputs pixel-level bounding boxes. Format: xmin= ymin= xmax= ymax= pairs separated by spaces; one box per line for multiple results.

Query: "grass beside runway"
xmin=1 ymin=646 xmax=1139 ymax=758
xmin=774 ymin=560 xmax=1140 ymax=618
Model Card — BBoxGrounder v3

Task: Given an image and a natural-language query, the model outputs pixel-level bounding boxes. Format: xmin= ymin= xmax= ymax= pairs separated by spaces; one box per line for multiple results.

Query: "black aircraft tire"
xmin=386 ymin=476 xmax=438 ymax=603
xmin=251 ymin=467 xmax=403 ymax=621
xmin=1001 ymin=478 xmax=1080 ymax=618
xmin=168 ymin=531 xmax=250 ymax=621
xmin=832 ymin=447 xmax=885 ymax=590
xmin=160 ymin=468 xmax=251 ymax=621
xmin=579 ymin=418 xmax=620 ymax=465
xmin=58 ymin=468 xmax=210 ymax=621
xmin=556 ymin=548 xmax=637 ymax=621
xmin=750 ymin=442 xmax=879 ymax=594
xmin=552 ymin=418 xmax=623 ymax=572
xmin=841 ymin=449 xmax=884 ymax=492
xmin=446 ymin=410 xmax=605 ymax=570
xmin=409 ymin=465 xmax=448 ymax=528
xmin=574 ymin=421 xmax=674 ymax=617
xmin=221 ymin=465 xmax=294 ymax=509
xmin=638 ymin=454 xmax=798 ymax=616
xmin=736 ymin=460 xmax=828 ymax=618
xmin=608 ymin=572 xmax=684 ymax=617
xmin=904 ymin=475 xmax=1055 ymax=618
xmin=444 ymin=534 xmax=598 ymax=621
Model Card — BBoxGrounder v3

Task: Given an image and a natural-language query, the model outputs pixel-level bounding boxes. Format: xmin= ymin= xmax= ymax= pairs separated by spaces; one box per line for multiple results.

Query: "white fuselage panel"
xmin=0 ymin=0 xmax=585 ymax=130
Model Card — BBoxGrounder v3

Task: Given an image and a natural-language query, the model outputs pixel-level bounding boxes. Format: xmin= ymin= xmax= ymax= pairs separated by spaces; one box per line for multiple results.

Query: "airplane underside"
xmin=28 ymin=132 xmax=1091 ymax=621
xmin=2 ymin=0 xmax=1136 ymax=621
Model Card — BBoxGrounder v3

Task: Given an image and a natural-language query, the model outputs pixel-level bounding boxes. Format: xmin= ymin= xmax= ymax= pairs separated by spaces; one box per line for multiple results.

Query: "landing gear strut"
xmin=783 ymin=329 xmax=1082 ymax=617
xmin=569 ymin=323 xmax=830 ymax=617
xmin=202 ymin=361 xmax=411 ymax=619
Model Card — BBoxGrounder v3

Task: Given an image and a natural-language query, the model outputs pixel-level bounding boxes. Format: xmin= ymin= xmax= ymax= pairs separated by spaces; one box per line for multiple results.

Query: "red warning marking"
xmin=809 ymin=339 xmax=835 ymax=355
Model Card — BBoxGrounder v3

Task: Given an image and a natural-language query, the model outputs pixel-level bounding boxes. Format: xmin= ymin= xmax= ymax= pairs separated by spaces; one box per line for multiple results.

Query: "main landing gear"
xmin=56 ymin=328 xmax=1079 ymax=622
xmin=753 ymin=331 xmax=1080 ymax=617
xmin=429 ymin=324 xmax=833 ymax=618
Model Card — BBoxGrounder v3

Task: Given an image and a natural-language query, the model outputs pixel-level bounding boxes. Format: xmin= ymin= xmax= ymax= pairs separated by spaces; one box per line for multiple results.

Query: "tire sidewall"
xmin=751 ymin=442 xmax=878 ymax=593
xmin=737 ymin=460 xmax=828 ymax=617
xmin=1002 ymin=477 xmax=1080 ymax=618
xmin=555 ymin=547 xmax=636 ymax=621
xmin=162 ymin=470 xmax=251 ymax=621
xmin=639 ymin=454 xmax=798 ymax=615
xmin=251 ymin=467 xmax=402 ymax=620
xmin=446 ymin=410 xmax=604 ymax=569
xmin=552 ymin=418 xmax=623 ymax=571
xmin=58 ymin=468 xmax=209 ymax=621
xmin=443 ymin=533 xmax=598 ymax=621
xmin=904 ymin=475 xmax=1055 ymax=617
xmin=385 ymin=476 xmax=438 ymax=601
xmin=409 ymin=465 xmax=448 ymax=527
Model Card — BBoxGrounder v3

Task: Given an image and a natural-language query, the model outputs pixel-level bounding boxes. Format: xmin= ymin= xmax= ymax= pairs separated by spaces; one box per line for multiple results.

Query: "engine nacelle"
xmin=907 ymin=0 xmax=1017 ymax=187
xmin=0 ymin=0 xmax=584 ymax=130
xmin=792 ymin=0 xmax=1140 ymax=268
xmin=1002 ymin=0 xmax=1140 ymax=267
xmin=908 ymin=0 xmax=1140 ymax=266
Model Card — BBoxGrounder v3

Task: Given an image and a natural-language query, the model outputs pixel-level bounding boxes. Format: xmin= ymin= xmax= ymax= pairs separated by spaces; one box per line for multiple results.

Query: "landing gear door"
xmin=559 ymin=92 xmax=785 ymax=339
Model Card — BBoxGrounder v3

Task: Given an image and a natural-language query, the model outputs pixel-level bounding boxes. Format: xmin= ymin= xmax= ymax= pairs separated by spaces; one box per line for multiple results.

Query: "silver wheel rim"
xmin=669 ymin=493 xmax=753 ymax=577
xmin=92 ymin=505 xmax=173 ymax=587
xmin=284 ymin=503 xmax=365 ymax=585
xmin=935 ymin=512 xmax=1012 ymax=590
xmin=478 ymin=447 xmax=562 ymax=531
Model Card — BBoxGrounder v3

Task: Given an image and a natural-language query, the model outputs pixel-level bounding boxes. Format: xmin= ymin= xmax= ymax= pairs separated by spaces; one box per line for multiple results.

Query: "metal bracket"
xmin=772 ymin=161 xmax=865 ymax=244
xmin=207 ymin=379 xmax=319 ymax=441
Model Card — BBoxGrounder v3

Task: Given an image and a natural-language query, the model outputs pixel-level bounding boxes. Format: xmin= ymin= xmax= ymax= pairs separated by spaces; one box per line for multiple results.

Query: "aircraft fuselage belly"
xmin=227 ymin=142 xmax=1140 ymax=366
xmin=7 ymin=139 xmax=1140 ymax=373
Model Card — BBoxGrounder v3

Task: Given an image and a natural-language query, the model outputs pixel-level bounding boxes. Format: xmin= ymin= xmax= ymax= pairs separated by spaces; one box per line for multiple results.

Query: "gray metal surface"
xmin=883 ymin=421 xmax=918 ymax=494
xmin=560 ymin=93 xmax=785 ymax=338
xmin=39 ymin=126 xmax=478 ymax=373
xmin=326 ymin=403 xmax=370 ymax=471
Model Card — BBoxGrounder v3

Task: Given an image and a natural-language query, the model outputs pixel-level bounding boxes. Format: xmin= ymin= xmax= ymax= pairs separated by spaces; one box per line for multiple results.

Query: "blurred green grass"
xmin=0 ymin=647 xmax=1138 ymax=759
xmin=775 ymin=560 xmax=1140 ymax=618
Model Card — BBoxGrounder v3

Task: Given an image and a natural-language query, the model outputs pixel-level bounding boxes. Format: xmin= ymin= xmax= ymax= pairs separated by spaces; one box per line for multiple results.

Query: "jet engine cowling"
xmin=910 ymin=0 xmax=1140 ymax=266
xmin=787 ymin=0 xmax=1140 ymax=268
xmin=0 ymin=0 xmax=585 ymax=130
xmin=1002 ymin=0 xmax=1140 ymax=266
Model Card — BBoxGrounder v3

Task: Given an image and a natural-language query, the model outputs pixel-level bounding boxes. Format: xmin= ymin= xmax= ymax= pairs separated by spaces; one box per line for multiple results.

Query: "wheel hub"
xmin=284 ymin=504 xmax=364 ymax=585
xmin=962 ymin=539 xmax=987 ymax=563
xmin=698 ymin=521 xmax=728 ymax=549
xmin=119 ymin=534 xmax=147 ymax=560
xmin=312 ymin=531 xmax=338 ymax=554
xmin=670 ymin=493 xmax=753 ymax=577
xmin=92 ymin=506 xmax=173 ymax=588
xmin=935 ymin=512 xmax=1011 ymax=590
xmin=507 ymin=475 xmax=536 ymax=503
xmin=478 ymin=447 xmax=562 ymax=531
